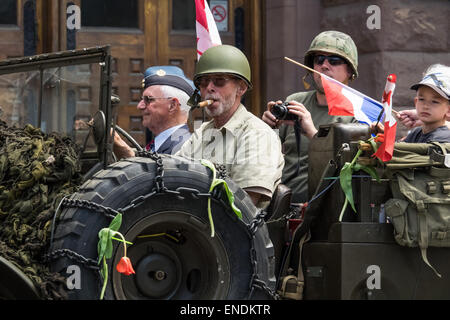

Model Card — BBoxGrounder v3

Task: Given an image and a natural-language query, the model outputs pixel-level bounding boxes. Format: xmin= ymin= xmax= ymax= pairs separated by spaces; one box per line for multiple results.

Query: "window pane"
xmin=172 ymin=0 xmax=197 ymax=31
xmin=81 ymin=0 xmax=138 ymax=28
xmin=0 ymin=0 xmax=17 ymax=25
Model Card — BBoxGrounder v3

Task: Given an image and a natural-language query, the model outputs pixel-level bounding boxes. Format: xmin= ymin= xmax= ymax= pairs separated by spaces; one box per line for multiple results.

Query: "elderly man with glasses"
xmin=262 ymin=30 xmax=358 ymax=204
xmin=113 ymin=66 xmax=194 ymax=158
xmin=176 ymin=45 xmax=284 ymax=209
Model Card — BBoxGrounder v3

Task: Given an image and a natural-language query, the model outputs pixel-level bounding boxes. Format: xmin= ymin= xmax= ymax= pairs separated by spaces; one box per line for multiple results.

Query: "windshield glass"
xmin=0 ymin=62 xmax=101 ymax=154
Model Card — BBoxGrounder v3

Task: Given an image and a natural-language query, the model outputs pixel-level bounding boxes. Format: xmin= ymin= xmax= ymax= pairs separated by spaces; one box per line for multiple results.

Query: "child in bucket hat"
xmin=403 ymin=64 xmax=450 ymax=143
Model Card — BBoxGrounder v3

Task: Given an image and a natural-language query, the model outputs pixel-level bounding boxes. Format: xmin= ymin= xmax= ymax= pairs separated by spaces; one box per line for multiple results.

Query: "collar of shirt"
xmin=154 ymin=124 xmax=185 ymax=151
xmin=203 ymin=104 xmax=247 ymax=135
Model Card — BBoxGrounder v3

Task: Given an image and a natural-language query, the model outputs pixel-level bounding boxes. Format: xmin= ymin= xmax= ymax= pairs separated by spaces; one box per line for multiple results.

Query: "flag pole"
xmin=284 ymin=56 xmax=385 ymax=109
xmin=284 ymin=57 xmax=319 ymax=75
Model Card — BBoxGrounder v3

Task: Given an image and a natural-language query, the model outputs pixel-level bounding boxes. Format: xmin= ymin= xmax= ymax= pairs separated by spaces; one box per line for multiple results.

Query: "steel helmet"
xmin=194 ymin=45 xmax=252 ymax=89
xmin=304 ymin=30 xmax=359 ymax=79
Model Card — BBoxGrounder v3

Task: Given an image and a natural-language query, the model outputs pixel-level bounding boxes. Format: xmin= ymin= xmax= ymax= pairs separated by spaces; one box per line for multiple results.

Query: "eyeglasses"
xmin=195 ymin=75 xmax=236 ymax=88
xmin=141 ymin=96 xmax=171 ymax=106
xmin=313 ymin=55 xmax=347 ymax=66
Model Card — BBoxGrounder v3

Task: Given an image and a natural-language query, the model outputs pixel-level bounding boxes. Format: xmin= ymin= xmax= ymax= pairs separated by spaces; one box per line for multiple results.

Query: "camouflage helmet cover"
xmin=194 ymin=45 xmax=252 ymax=89
xmin=304 ymin=30 xmax=359 ymax=78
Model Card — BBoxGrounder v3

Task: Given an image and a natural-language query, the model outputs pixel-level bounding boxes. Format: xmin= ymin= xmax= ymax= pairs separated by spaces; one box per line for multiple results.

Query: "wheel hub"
xmin=135 ymin=245 xmax=181 ymax=298
xmin=112 ymin=211 xmax=230 ymax=300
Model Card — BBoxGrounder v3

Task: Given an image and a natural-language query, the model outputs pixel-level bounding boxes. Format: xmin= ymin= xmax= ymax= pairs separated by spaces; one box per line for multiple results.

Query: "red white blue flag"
xmin=373 ymin=74 xmax=397 ymax=162
xmin=195 ymin=0 xmax=222 ymax=59
xmin=321 ymin=74 xmax=384 ymax=125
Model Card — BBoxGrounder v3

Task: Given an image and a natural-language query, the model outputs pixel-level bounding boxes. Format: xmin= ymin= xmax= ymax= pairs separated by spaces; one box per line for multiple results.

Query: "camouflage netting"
xmin=0 ymin=120 xmax=83 ymax=299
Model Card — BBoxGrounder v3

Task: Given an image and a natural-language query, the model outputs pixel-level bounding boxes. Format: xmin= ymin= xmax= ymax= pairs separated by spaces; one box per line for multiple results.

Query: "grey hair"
xmin=159 ymin=85 xmax=191 ymax=115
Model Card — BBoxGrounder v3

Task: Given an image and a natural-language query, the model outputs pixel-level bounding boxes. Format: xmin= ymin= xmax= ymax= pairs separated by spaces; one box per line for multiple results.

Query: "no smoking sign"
xmin=210 ymin=1 xmax=228 ymax=32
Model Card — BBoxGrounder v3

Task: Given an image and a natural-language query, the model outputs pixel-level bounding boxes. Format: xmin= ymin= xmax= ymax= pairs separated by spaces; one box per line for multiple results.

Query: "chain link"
xmin=248 ymin=247 xmax=279 ymax=300
xmin=250 ymin=278 xmax=280 ymax=300
xmin=136 ymin=150 xmax=166 ymax=192
xmin=247 ymin=210 xmax=280 ymax=300
xmin=60 ymin=198 xmax=119 ymax=219
xmin=44 ymin=249 xmax=99 ymax=272
xmin=265 ymin=205 xmax=299 ymax=225
xmin=248 ymin=210 xmax=268 ymax=237
xmin=214 ymin=163 xmax=229 ymax=179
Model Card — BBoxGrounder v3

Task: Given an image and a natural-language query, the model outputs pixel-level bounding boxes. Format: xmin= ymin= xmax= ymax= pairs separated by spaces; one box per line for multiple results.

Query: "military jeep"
xmin=0 ymin=46 xmax=274 ymax=300
xmin=0 ymin=47 xmax=449 ymax=300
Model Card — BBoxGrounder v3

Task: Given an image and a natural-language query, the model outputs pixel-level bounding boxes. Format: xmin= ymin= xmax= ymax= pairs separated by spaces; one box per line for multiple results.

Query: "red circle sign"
xmin=212 ymin=5 xmax=226 ymax=23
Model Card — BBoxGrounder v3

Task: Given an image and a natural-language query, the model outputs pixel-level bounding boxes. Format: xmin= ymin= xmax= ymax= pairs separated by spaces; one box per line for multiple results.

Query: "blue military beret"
xmin=142 ymin=66 xmax=195 ymax=96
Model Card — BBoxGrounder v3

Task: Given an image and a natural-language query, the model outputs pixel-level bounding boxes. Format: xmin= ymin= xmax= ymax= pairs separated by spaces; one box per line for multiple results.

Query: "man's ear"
xmin=346 ymin=65 xmax=355 ymax=81
xmin=237 ymin=80 xmax=248 ymax=96
xmin=168 ymin=97 xmax=180 ymax=112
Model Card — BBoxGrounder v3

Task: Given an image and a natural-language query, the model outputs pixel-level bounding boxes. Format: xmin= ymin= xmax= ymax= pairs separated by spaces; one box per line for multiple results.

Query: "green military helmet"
xmin=194 ymin=45 xmax=252 ymax=89
xmin=304 ymin=30 xmax=358 ymax=79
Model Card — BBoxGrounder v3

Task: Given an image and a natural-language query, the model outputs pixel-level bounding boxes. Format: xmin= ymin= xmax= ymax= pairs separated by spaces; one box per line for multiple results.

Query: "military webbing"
xmin=396 ymin=174 xmax=449 ymax=278
xmin=277 ymin=231 xmax=310 ymax=299
xmin=385 ymin=142 xmax=450 ymax=170
xmin=385 ymin=143 xmax=450 ymax=278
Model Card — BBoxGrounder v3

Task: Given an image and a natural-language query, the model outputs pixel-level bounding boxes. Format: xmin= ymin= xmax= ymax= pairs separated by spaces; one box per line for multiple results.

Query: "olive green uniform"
xmin=279 ymin=90 xmax=353 ymax=203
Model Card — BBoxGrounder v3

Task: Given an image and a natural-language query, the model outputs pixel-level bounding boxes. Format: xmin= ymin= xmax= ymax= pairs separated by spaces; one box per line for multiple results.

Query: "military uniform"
xmin=180 ymin=44 xmax=285 ymax=209
xmin=275 ymin=30 xmax=359 ymax=202
xmin=279 ymin=91 xmax=353 ymax=203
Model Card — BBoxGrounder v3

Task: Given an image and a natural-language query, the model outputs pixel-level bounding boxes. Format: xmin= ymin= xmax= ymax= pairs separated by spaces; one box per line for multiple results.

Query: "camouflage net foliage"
xmin=0 ymin=120 xmax=83 ymax=299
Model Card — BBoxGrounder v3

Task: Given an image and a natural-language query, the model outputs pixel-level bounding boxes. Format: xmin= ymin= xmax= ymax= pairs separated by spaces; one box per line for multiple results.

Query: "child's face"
xmin=414 ymin=86 xmax=450 ymax=125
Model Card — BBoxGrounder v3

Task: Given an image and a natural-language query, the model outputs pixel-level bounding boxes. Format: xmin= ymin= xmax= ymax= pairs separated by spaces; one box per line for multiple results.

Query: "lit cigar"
xmin=198 ymin=99 xmax=214 ymax=107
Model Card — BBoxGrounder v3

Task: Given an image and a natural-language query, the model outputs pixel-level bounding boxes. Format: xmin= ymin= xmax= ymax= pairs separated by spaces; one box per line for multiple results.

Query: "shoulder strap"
xmin=277 ymin=231 xmax=310 ymax=299
xmin=397 ymin=175 xmax=443 ymax=278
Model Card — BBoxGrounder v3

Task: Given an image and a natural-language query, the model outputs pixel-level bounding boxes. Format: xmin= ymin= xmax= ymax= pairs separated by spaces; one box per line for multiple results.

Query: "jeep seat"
xmin=265 ymin=183 xmax=292 ymax=221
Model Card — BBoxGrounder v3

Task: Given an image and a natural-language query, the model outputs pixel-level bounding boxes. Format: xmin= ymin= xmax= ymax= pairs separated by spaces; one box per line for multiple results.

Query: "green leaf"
xmin=339 ymin=162 xmax=356 ymax=212
xmin=212 ymin=179 xmax=242 ymax=219
xmin=97 ymin=214 xmax=123 ymax=263
xmin=109 ymin=213 xmax=122 ymax=232
xmin=200 ymin=159 xmax=243 ymax=237
xmin=97 ymin=228 xmax=116 ymax=263
xmin=353 ymin=163 xmax=380 ymax=182
xmin=201 ymin=159 xmax=242 ymax=219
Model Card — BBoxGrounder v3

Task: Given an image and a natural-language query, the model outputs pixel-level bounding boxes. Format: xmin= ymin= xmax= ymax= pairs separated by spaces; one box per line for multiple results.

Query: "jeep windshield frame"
xmin=0 ymin=45 xmax=113 ymax=174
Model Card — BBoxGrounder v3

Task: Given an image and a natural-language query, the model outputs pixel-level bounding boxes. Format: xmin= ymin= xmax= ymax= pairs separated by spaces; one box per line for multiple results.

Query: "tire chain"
xmin=59 ymin=198 xmax=119 ymax=219
xmin=47 ymin=152 xmax=275 ymax=299
xmin=44 ymin=249 xmax=100 ymax=273
xmin=248 ymin=210 xmax=280 ymax=300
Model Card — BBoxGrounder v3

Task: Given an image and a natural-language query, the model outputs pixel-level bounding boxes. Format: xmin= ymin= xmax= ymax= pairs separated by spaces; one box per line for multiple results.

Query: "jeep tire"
xmin=50 ymin=155 xmax=275 ymax=300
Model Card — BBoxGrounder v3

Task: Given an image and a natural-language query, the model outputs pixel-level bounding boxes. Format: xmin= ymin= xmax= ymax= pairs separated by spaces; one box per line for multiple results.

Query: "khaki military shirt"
xmin=176 ymin=104 xmax=284 ymax=208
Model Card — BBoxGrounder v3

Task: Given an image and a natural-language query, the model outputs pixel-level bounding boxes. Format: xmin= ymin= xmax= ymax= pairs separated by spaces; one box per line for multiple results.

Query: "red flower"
xmin=116 ymin=257 xmax=135 ymax=275
xmin=374 ymin=133 xmax=385 ymax=143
